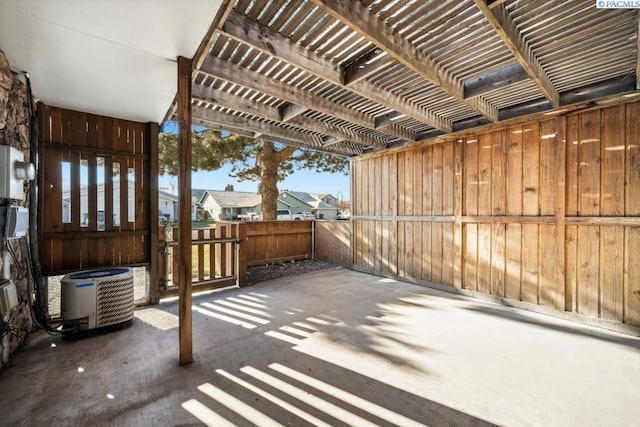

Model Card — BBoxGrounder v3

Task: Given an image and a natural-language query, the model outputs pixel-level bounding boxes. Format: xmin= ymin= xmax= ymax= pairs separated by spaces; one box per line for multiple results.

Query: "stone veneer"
xmin=0 ymin=49 xmax=35 ymax=369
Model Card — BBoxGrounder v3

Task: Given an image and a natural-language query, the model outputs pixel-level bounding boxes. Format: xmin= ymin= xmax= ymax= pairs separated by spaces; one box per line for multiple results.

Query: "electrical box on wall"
xmin=0 ymin=281 xmax=18 ymax=316
xmin=5 ymin=206 xmax=29 ymax=239
xmin=0 ymin=145 xmax=35 ymax=200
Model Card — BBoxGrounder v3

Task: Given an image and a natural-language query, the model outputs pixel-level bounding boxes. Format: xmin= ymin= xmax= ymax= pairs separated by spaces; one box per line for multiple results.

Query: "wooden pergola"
xmin=168 ymin=0 xmax=640 ymax=363
xmin=168 ymin=0 xmax=639 ymax=157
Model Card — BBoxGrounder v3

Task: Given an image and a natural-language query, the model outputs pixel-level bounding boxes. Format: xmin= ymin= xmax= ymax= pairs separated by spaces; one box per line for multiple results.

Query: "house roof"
xmin=282 ymin=191 xmax=336 ymax=210
xmin=159 ymin=189 xmax=178 ymax=202
xmin=0 ymin=0 xmax=223 ymax=123
xmin=168 ymin=0 xmax=640 ymax=157
xmin=203 ymin=190 xmax=262 ymax=208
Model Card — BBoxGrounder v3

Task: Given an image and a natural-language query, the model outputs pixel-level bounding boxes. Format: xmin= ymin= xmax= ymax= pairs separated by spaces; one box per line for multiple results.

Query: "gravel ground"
xmin=246 ymin=259 xmax=340 ymax=285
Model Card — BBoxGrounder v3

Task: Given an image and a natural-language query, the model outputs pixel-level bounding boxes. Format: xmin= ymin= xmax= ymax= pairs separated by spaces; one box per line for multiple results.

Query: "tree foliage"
xmin=158 ymin=128 xmax=350 ymax=219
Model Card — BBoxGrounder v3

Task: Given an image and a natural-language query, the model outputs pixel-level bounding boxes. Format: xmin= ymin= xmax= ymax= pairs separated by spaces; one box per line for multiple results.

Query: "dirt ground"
xmin=246 ymin=259 xmax=340 ymax=285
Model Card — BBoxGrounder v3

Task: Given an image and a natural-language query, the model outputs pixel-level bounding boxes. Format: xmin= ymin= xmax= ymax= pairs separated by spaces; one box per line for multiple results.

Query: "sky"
xmin=160 ymin=122 xmax=351 ymax=201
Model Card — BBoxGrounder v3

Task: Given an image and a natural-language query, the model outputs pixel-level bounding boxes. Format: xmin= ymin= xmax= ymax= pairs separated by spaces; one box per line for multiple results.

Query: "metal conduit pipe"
xmin=1 ymin=239 xmax=11 ymax=366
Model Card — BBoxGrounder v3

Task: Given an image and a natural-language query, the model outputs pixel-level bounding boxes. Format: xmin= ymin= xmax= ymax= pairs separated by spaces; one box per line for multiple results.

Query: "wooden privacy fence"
xmin=351 ymin=100 xmax=640 ymax=333
xmin=158 ymin=220 xmax=313 ymax=296
xmin=315 ymin=221 xmax=351 ymax=267
xmin=37 ymin=103 xmax=159 ymax=284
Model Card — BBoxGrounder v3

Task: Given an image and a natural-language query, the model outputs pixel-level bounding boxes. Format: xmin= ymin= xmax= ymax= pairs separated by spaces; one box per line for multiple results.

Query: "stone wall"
xmin=0 ymin=49 xmax=34 ymax=368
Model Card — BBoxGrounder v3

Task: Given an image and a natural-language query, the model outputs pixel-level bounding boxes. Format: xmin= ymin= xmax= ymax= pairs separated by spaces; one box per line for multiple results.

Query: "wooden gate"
xmin=158 ymin=224 xmax=241 ymax=298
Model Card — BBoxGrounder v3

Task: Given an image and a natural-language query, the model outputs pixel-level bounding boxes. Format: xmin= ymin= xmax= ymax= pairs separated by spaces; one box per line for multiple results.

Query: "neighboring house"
xmin=199 ymin=189 xmax=340 ymax=220
xmin=62 ymin=180 xmax=136 ymax=227
xmin=159 ymin=189 xmax=178 ymax=221
xmin=159 ymin=189 xmax=198 ymax=221
xmin=281 ymin=191 xmax=339 ymax=220
xmin=200 ymin=190 xmax=263 ymax=221
xmin=310 ymin=193 xmax=338 ymax=207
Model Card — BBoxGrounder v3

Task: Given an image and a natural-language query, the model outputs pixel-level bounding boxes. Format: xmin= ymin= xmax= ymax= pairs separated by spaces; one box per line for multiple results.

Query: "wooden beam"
xmin=279 ymin=103 xmax=308 ymax=122
xmin=148 ymin=122 xmax=160 ymax=305
xmin=464 ymin=63 xmax=529 ymax=98
xmin=488 ymin=0 xmax=509 ymax=9
xmin=472 ymin=1 xmax=560 ymax=108
xmin=191 ymin=84 xmax=384 ymax=147
xmin=219 ymin=10 xmax=451 ymax=132
xmin=308 ymin=0 xmax=499 ymax=122
xmin=322 ymin=137 xmax=344 ymax=146
xmin=193 ymin=106 xmax=324 ymax=147
xmin=637 ymin=10 xmax=640 ymax=89
xmin=192 ymin=106 xmax=364 ymax=156
xmin=199 ymin=56 xmax=413 ymax=142
xmin=375 ymin=111 xmax=405 ymax=128
xmin=190 ymin=119 xmax=256 ymax=137
xmin=177 ymin=56 xmax=193 ymax=366
xmin=287 ymin=115 xmax=386 ymax=148
xmin=342 ymin=48 xmax=393 ymax=85
xmin=192 ymin=85 xmax=281 ymax=122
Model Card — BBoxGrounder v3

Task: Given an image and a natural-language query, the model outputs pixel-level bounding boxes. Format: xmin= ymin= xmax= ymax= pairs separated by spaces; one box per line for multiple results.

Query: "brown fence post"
xmin=236 ymin=222 xmax=248 ymax=287
xmin=153 ymin=224 xmax=167 ymax=303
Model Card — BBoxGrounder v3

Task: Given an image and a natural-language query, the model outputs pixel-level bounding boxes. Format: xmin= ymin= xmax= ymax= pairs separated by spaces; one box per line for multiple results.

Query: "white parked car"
xmin=336 ymin=210 xmax=351 ymax=220
xmin=301 ymin=212 xmax=315 ymax=220
xmin=277 ymin=209 xmax=304 ymax=220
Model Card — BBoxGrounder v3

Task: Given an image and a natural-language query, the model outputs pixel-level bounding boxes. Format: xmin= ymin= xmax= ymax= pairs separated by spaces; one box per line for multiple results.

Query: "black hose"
xmin=24 ymin=73 xmax=56 ymax=333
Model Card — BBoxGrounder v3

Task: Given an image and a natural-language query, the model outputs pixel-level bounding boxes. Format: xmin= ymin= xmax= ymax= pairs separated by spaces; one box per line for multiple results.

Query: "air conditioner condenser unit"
xmin=60 ymin=268 xmax=134 ymax=334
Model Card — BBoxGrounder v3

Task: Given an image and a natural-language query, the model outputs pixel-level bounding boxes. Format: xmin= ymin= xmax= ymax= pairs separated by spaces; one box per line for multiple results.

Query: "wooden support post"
xmin=177 ymin=56 xmax=193 ymax=365
xmin=148 ymin=122 xmax=160 ymax=304
xmin=236 ymin=223 xmax=248 ymax=287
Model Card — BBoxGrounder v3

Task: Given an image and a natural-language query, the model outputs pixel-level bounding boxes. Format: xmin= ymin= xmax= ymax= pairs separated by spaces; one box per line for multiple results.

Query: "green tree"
xmin=158 ymin=129 xmax=349 ymax=220
xmin=224 ymin=184 xmax=234 ymax=191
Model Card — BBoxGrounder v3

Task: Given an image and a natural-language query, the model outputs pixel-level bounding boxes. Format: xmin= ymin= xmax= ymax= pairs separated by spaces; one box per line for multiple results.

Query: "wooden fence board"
xmin=578 ymin=110 xmax=601 ymax=216
xmin=443 ymin=142 xmax=454 ymax=216
xmin=577 ymin=226 xmax=600 ymax=316
xmin=491 ymin=131 xmax=506 ymax=216
xmin=539 ymin=224 xmax=561 ymax=309
xmin=464 ymin=224 xmax=478 ymax=290
xmin=413 ymin=148 xmax=424 ymax=216
xmin=421 ymin=221 xmax=432 ymax=282
xmin=600 ymin=226 xmax=624 ymax=322
xmin=432 ymin=145 xmax=443 ymax=215
xmin=464 ymin=139 xmax=479 ymax=216
xmin=601 ymin=104 xmax=625 ymax=216
xmin=477 ymin=134 xmax=492 ymax=216
xmin=521 ymin=224 xmax=539 ymax=304
xmin=626 ymin=227 xmax=640 ymax=326
xmin=625 ymin=102 xmax=640 ymax=216
xmin=491 ymin=224 xmax=505 ymax=297
xmin=432 ymin=222 xmax=443 ymax=285
xmin=506 ymin=126 xmax=523 ymax=216
xmin=522 ymin=123 xmax=540 ymax=216
xmin=477 ymin=223 xmax=491 ymax=294
xmin=505 ymin=223 xmax=521 ymax=300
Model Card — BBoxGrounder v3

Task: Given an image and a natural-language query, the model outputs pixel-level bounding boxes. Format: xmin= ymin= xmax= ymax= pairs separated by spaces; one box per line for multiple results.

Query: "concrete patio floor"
xmin=1 ymin=268 xmax=639 ymax=426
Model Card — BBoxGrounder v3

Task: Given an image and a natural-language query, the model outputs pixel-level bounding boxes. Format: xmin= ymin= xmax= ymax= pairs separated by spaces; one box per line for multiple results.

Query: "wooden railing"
xmin=158 ymin=220 xmax=314 ymax=297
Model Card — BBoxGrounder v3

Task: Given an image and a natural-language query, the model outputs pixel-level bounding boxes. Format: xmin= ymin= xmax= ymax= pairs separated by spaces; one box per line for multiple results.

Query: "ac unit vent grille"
xmin=96 ymin=275 xmax=134 ymax=327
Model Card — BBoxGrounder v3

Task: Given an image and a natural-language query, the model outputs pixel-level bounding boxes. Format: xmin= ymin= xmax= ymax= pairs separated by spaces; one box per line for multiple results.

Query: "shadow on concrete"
xmin=464 ymin=305 xmax=640 ymax=350
xmin=181 ymin=351 xmax=498 ymax=427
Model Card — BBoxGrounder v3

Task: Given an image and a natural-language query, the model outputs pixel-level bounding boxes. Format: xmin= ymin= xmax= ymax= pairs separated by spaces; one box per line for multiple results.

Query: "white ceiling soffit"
xmin=0 ymin=0 xmax=222 ymax=123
